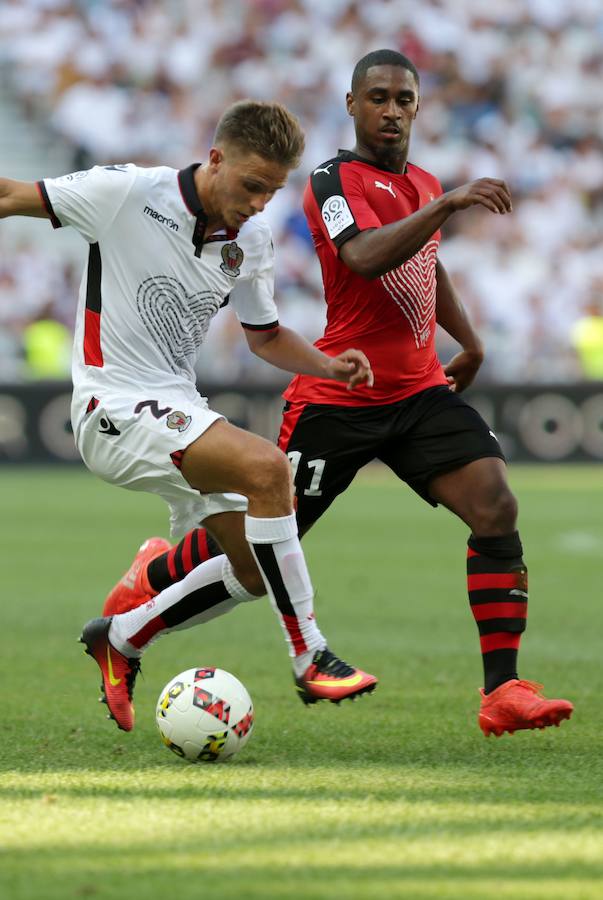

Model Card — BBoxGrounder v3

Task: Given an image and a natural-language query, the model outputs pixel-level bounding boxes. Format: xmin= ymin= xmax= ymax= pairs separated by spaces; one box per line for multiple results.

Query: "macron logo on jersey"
xmin=144 ymin=205 xmax=179 ymax=231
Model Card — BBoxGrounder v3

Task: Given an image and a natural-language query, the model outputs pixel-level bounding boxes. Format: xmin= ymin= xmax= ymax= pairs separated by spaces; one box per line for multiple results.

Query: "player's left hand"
xmin=327 ymin=349 xmax=374 ymax=390
xmin=444 ymin=349 xmax=484 ymax=393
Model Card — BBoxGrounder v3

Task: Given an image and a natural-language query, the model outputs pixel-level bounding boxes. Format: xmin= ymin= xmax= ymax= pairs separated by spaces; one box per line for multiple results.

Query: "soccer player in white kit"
xmin=0 ymin=100 xmax=377 ymax=731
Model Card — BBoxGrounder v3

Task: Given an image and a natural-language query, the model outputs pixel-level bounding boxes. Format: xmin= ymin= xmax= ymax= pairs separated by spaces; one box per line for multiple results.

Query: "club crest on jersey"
xmin=166 ymin=411 xmax=191 ymax=432
xmin=220 ymin=241 xmax=244 ymax=277
xmin=321 ymin=195 xmax=354 ymax=239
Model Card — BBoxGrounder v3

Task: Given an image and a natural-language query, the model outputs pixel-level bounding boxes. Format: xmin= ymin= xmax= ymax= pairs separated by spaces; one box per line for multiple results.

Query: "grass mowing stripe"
xmin=0 ymin=464 xmax=601 ymax=899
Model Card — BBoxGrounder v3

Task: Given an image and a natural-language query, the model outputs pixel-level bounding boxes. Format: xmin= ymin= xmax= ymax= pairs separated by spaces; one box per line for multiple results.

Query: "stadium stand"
xmin=0 ymin=0 xmax=602 ymax=384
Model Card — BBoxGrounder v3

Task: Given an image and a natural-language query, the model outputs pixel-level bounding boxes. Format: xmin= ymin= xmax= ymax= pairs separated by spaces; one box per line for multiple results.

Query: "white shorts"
xmin=74 ymin=388 xmax=248 ymax=538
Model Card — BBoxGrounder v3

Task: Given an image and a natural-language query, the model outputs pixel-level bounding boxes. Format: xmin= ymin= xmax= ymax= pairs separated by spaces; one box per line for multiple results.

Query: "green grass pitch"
xmin=0 ymin=464 xmax=602 ymax=899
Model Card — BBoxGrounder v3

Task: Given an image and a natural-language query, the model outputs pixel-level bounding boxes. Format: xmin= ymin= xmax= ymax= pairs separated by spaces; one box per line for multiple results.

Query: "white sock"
xmin=108 ymin=555 xmax=256 ymax=657
xmin=245 ymin=513 xmax=326 ymax=669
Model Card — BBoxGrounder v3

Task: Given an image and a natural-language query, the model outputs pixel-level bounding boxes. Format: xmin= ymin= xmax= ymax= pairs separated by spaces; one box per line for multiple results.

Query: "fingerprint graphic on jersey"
xmin=137 ymin=276 xmax=222 ymax=374
xmin=380 ymin=240 xmax=438 ymax=348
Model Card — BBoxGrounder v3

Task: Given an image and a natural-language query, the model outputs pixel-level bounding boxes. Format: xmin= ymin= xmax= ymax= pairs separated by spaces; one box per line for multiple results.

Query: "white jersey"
xmin=39 ymin=163 xmax=279 ymax=422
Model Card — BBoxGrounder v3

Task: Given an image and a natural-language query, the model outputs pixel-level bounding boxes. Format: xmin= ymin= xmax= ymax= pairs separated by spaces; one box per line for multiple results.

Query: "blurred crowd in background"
xmin=1 ymin=0 xmax=602 ymax=384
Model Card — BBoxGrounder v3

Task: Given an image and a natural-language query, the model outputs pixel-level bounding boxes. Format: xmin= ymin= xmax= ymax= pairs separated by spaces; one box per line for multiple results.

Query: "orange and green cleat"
xmin=295 ymin=647 xmax=378 ymax=705
xmin=103 ymin=537 xmax=170 ymax=616
xmin=79 ymin=616 xmax=140 ymax=732
xmin=478 ymin=679 xmax=573 ymax=737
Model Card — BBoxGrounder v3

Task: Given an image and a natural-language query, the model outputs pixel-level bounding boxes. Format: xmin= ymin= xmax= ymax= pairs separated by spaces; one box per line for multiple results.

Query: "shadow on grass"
xmin=1 ymin=764 xmax=601 ymax=813
xmin=0 ymin=713 xmax=591 ymax=802
xmin=2 ymin=849 xmax=603 ymax=893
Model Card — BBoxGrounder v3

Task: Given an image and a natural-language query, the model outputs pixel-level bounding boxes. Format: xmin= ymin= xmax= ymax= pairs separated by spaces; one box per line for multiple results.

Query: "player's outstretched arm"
xmin=435 ymin=259 xmax=484 ymax=393
xmin=340 ymin=178 xmax=512 ymax=280
xmin=0 ymin=179 xmax=48 ymax=219
xmin=244 ymin=324 xmax=373 ymax=390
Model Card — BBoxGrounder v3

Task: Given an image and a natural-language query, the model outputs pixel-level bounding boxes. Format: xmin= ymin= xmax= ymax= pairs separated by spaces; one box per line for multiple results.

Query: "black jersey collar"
xmin=178 ymin=162 xmax=204 ymax=215
xmin=177 ymin=162 xmax=238 ymax=258
xmin=178 ymin=163 xmax=207 ymax=257
xmin=337 ymin=149 xmax=407 ymax=175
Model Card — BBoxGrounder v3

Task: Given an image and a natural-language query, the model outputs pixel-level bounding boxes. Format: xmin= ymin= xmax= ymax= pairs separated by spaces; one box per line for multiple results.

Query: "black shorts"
xmin=278 ymin=385 xmax=505 ymax=532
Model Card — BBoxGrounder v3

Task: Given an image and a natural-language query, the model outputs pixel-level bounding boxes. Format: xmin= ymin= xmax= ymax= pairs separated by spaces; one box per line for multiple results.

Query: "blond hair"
xmin=214 ymin=100 xmax=305 ymax=168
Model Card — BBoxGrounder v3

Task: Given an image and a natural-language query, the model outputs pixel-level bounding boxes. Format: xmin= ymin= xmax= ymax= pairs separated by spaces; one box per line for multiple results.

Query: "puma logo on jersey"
xmin=375 ymin=180 xmax=396 ymax=198
xmin=314 ymin=164 xmax=334 ymax=176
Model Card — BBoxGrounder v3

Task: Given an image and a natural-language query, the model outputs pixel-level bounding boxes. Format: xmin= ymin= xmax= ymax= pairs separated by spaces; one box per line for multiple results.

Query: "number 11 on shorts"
xmin=287 ymin=452 xmax=325 ymax=497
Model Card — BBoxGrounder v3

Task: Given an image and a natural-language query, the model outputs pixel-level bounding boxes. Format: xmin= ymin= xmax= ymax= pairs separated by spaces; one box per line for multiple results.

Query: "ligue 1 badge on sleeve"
xmin=321 ymin=195 xmax=354 ymax=239
xmin=220 ymin=241 xmax=244 ymax=277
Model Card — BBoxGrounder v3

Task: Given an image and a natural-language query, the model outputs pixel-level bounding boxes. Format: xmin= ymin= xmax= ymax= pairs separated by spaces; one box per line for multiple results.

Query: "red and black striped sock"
xmin=146 ymin=528 xmax=221 ymax=594
xmin=467 ymin=531 xmax=528 ymax=694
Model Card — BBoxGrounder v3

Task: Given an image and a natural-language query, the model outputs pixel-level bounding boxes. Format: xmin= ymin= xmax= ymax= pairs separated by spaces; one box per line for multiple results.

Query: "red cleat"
xmin=103 ymin=537 xmax=170 ymax=616
xmin=295 ymin=647 xmax=378 ymax=705
xmin=79 ymin=616 xmax=140 ymax=732
xmin=478 ymin=679 xmax=573 ymax=737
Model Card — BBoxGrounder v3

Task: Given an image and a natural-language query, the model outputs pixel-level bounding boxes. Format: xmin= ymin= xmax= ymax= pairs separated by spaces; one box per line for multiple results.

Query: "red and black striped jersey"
xmin=284 ymin=151 xmax=448 ymax=406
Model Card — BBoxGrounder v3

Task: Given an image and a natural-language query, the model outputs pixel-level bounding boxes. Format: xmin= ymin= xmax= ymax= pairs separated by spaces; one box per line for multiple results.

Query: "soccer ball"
xmin=156 ymin=667 xmax=254 ymax=763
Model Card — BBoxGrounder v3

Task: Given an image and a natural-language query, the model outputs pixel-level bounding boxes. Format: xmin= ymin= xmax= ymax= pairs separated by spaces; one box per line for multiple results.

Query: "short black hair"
xmin=351 ymin=49 xmax=419 ymax=93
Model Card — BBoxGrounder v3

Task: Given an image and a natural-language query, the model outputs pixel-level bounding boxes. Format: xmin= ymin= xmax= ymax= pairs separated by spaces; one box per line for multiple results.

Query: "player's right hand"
xmin=445 ymin=178 xmax=512 ymax=215
xmin=326 ymin=348 xmax=374 ymax=390
xmin=444 ymin=348 xmax=484 ymax=393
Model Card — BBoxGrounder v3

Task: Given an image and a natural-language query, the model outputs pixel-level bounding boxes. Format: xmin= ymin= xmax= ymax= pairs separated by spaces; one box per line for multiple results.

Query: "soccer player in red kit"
xmin=106 ymin=51 xmax=573 ymax=737
xmin=281 ymin=48 xmax=572 ymax=736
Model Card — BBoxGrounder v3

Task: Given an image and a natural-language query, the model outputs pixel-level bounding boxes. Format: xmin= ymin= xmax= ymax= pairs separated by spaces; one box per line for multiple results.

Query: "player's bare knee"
xmin=246 ymin=446 xmax=291 ymax=499
xmin=472 ymin=487 xmax=518 ymax=534
xmin=493 ymin=488 xmax=518 ymax=530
